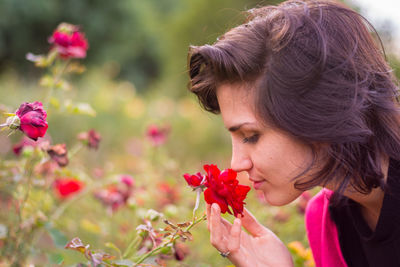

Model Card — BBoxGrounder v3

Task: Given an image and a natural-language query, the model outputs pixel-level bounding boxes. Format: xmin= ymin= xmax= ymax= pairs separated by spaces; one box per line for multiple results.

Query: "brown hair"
xmin=188 ymin=0 xmax=400 ymax=195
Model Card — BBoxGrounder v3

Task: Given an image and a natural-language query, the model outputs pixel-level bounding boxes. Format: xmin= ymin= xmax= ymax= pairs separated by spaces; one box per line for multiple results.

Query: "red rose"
xmin=183 ymin=172 xmax=204 ymax=188
xmin=48 ymin=23 xmax=89 ymax=59
xmin=146 ymin=124 xmax=169 ymax=147
xmin=54 ymin=178 xmax=84 ymax=199
xmin=16 ymin=102 xmax=48 ymax=141
xmin=203 ymin=164 xmax=250 ymax=217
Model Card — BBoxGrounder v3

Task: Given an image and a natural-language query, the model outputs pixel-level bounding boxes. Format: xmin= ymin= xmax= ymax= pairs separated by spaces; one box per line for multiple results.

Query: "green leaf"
xmin=105 ymin=242 xmax=122 ymax=259
xmin=113 ymin=259 xmax=134 ymax=267
xmin=55 ymin=79 xmax=71 ymax=91
xmin=65 ymin=101 xmax=97 ymax=117
xmin=46 ymin=224 xmax=69 ymax=248
xmin=49 ymin=253 xmax=64 ymax=265
xmin=50 ymin=97 xmax=61 ymax=109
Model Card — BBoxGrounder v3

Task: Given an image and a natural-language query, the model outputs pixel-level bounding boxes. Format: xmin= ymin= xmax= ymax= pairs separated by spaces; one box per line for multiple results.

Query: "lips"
xmin=249 ymin=178 xmax=266 ymax=190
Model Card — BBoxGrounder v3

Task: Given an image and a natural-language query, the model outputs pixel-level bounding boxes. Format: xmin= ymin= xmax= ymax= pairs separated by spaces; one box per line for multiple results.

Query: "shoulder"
xmin=305 ymin=188 xmax=335 ymax=233
xmin=305 ymin=189 xmax=333 ymax=220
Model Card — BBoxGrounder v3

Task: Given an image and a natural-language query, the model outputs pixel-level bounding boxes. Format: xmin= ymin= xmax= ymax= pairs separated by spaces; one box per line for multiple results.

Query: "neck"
xmin=327 ymin=155 xmax=390 ymax=231
xmin=345 ymin=187 xmax=385 ymax=231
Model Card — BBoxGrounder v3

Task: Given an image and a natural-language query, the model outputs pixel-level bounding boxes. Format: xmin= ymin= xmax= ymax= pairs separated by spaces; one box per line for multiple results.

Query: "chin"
xmin=262 ymin=191 xmax=301 ymax=206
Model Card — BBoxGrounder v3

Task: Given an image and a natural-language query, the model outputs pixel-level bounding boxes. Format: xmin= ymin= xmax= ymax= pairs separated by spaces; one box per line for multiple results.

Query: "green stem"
xmin=68 ymin=143 xmax=83 ymax=159
xmin=10 ymin=156 xmax=36 ymax=265
xmin=133 ymin=214 xmax=206 ymax=265
xmin=44 ymin=59 xmax=70 ymax=108
xmin=122 ymin=235 xmax=142 ymax=259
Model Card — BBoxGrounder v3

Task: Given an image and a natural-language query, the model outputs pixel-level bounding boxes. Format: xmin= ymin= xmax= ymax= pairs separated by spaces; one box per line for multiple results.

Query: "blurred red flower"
xmin=157 ymin=182 xmax=180 ymax=207
xmin=16 ymin=101 xmax=48 ymax=141
xmin=94 ymin=175 xmax=134 ymax=214
xmin=174 ymin=242 xmax=190 ymax=261
xmin=49 ymin=23 xmax=89 ymax=59
xmin=77 ymin=129 xmax=101 ymax=149
xmin=46 ymin=143 xmax=69 ymax=167
xmin=146 ymin=124 xmax=169 ymax=146
xmin=54 ymin=178 xmax=84 ymax=199
xmin=203 ymin=164 xmax=250 ymax=217
xmin=12 ymin=136 xmax=38 ymax=156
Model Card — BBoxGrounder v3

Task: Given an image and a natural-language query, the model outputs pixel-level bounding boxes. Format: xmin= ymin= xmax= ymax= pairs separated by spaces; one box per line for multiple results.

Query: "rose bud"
xmin=16 ymin=102 xmax=48 ymax=141
xmin=183 ymin=172 xmax=204 ymax=188
xmin=77 ymin=129 xmax=101 ymax=149
xmin=48 ymin=23 xmax=89 ymax=59
xmin=120 ymin=175 xmax=134 ymax=187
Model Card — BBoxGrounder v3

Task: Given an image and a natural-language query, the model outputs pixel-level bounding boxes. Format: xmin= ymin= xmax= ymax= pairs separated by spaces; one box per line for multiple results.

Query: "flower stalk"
xmin=133 ymin=214 xmax=206 ymax=265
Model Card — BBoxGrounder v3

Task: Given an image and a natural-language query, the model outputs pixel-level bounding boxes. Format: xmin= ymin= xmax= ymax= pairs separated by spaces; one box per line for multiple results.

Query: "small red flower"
xmin=183 ymin=172 xmax=204 ymax=188
xmin=48 ymin=23 xmax=89 ymax=59
xmin=120 ymin=175 xmax=134 ymax=187
xmin=16 ymin=102 xmax=48 ymax=141
xmin=54 ymin=178 xmax=84 ymax=199
xmin=203 ymin=165 xmax=250 ymax=217
xmin=146 ymin=124 xmax=169 ymax=147
xmin=77 ymin=129 xmax=101 ymax=149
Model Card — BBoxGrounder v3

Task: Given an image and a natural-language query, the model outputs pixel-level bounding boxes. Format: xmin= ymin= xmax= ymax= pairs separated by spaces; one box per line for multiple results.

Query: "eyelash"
xmin=243 ymin=134 xmax=260 ymax=144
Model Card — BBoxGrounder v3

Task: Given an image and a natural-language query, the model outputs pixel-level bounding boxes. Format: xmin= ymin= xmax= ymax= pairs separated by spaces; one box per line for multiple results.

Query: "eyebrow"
xmin=228 ymin=122 xmax=254 ymax=132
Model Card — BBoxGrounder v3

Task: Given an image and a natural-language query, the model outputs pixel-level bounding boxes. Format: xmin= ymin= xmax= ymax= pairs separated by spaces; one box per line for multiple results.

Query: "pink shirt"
xmin=305 ymin=189 xmax=348 ymax=267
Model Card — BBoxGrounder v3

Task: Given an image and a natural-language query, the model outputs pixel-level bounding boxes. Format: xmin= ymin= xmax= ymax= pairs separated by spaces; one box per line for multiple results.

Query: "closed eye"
xmin=243 ymin=134 xmax=260 ymax=144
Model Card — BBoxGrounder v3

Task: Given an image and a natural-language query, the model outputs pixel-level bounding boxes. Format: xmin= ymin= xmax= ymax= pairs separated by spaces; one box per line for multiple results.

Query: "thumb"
xmin=241 ymin=208 xmax=269 ymax=237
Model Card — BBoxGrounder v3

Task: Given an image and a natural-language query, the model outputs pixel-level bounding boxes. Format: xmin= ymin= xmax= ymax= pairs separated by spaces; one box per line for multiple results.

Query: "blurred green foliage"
xmin=0 ymin=0 xmax=281 ymax=91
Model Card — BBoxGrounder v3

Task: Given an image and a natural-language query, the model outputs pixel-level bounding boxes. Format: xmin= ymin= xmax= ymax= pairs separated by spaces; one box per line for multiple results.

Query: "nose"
xmin=230 ymin=142 xmax=252 ymax=173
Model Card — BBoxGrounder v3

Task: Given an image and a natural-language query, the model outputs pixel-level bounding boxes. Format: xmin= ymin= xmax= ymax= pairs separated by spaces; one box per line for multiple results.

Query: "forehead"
xmin=216 ymin=83 xmax=258 ymax=127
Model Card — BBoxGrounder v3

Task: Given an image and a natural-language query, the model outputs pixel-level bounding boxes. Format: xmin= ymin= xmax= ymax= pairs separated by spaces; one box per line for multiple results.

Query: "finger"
xmin=206 ymin=204 xmax=211 ymax=231
xmin=227 ymin=218 xmax=241 ymax=253
xmin=220 ymin=217 xmax=232 ymax=231
xmin=210 ymin=203 xmax=223 ymax=249
xmin=241 ymin=208 xmax=269 ymax=237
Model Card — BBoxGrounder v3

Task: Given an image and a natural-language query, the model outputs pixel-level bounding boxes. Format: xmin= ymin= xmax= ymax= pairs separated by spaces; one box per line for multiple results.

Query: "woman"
xmin=187 ymin=0 xmax=400 ymax=266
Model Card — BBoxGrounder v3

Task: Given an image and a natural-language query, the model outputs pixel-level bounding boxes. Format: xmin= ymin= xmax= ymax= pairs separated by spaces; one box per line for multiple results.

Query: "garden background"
xmin=0 ymin=0 xmax=399 ymax=266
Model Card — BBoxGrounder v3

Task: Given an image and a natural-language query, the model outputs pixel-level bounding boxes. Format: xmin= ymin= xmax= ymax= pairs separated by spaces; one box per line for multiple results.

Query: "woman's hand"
xmin=207 ymin=203 xmax=294 ymax=267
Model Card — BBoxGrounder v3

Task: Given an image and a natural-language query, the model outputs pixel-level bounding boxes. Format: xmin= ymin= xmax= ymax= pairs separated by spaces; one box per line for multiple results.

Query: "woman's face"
xmin=216 ymin=83 xmax=315 ymax=206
